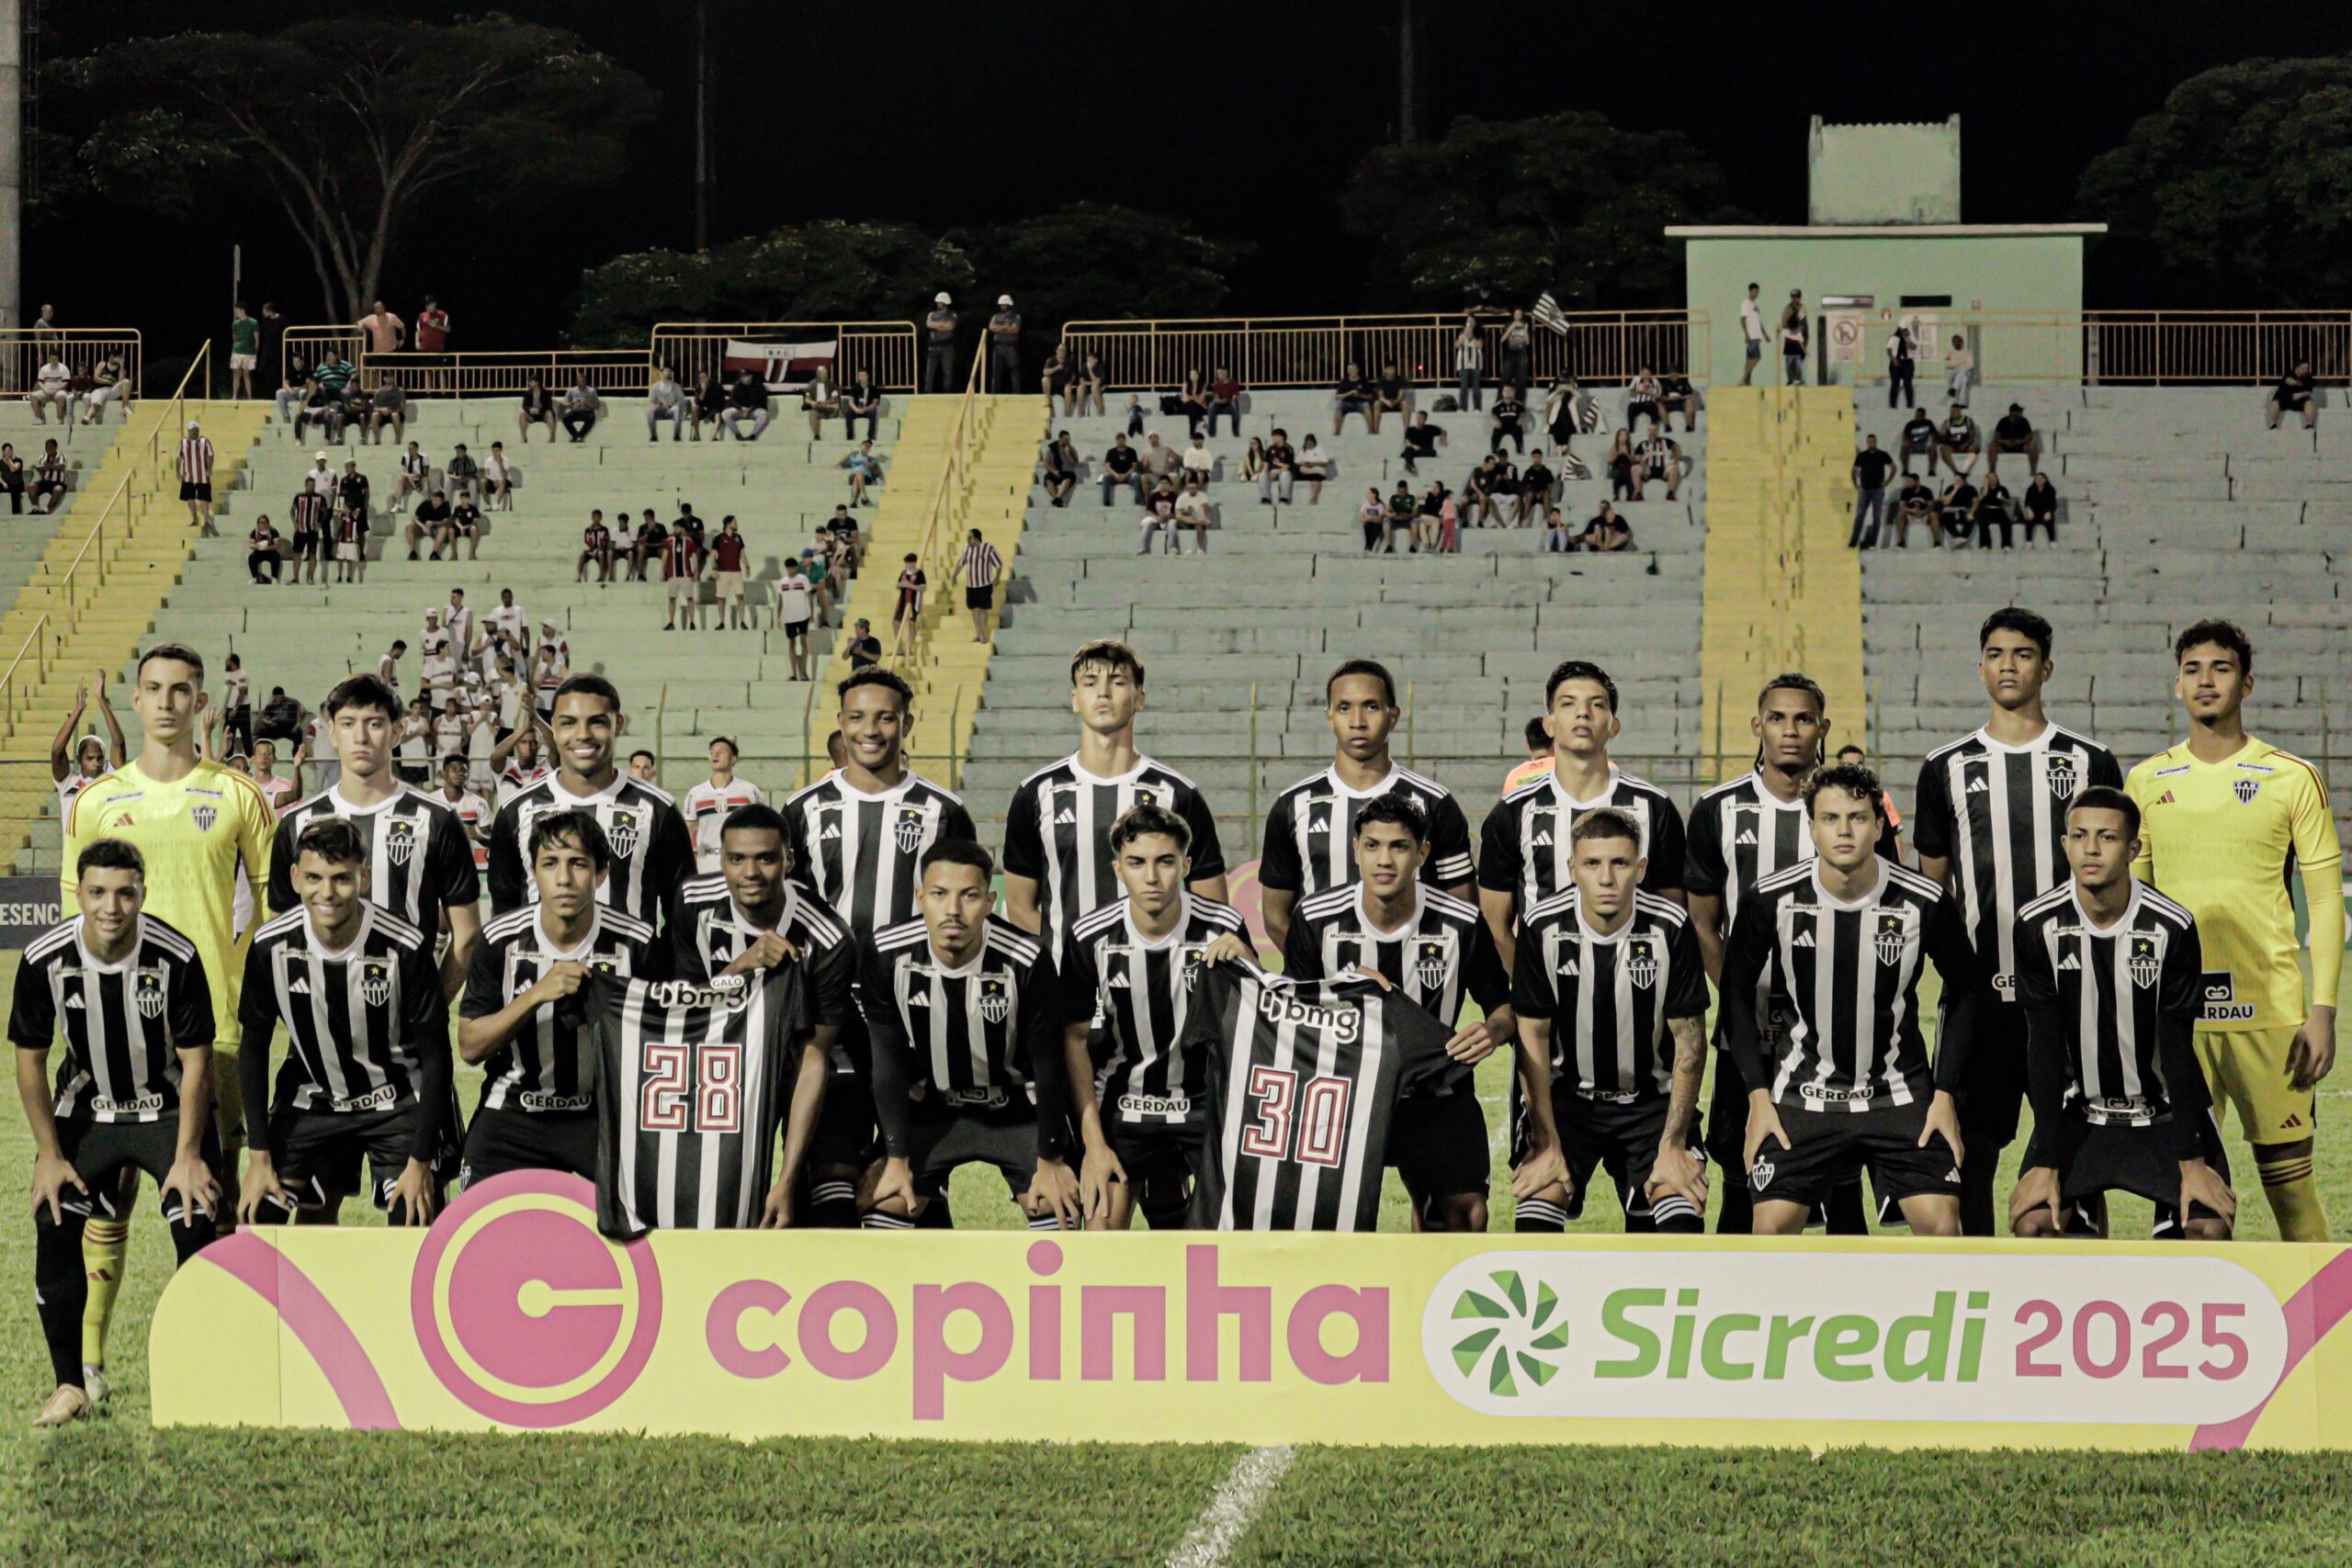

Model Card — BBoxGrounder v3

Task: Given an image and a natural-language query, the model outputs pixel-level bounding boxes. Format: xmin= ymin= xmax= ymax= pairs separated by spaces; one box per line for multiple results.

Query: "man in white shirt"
xmin=442 ymin=588 xmax=476 ymax=664
xmin=646 ymin=363 xmax=686 ymax=442
xmin=435 ymin=752 xmax=493 ymax=871
xmin=480 ymin=441 xmax=514 ymax=511
xmin=303 ymin=450 xmax=335 ymax=498
xmin=680 ymin=736 xmax=765 ymax=874
xmin=530 ymin=636 xmax=569 ymax=719
xmin=376 ymin=639 xmax=408 ymax=700
xmin=30 ymin=358 xmax=73 ymax=424
xmin=420 ymin=636 xmax=457 ymax=714
xmin=773 ymin=559 xmax=816 ymax=682
xmin=487 ymin=587 xmax=527 ymax=651
xmin=1738 ymin=282 xmax=1765 ymax=387
xmin=393 ymin=441 xmax=430 ymax=512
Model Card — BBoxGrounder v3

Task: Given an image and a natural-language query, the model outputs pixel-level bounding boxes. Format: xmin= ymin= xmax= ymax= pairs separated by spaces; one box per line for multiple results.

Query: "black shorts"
xmin=269 ymin=1100 xmax=457 ymax=1213
xmin=1386 ymin=1086 xmax=1489 ymax=1202
xmin=180 ymin=481 xmax=212 ymax=502
xmin=2051 ymin=1113 xmax=2233 ymax=1236
xmin=783 ymin=618 xmax=810 ymax=642
xmin=53 ymin=1114 xmax=220 ymax=1224
xmin=1748 ymin=1097 xmax=1959 ymax=1212
xmin=1956 ymin=993 xmax=2027 ymax=1149
xmin=965 ymin=585 xmax=994 ymax=610
xmin=1555 ymin=1089 xmax=1697 ymax=1229
xmin=809 ymin=1066 xmax=878 ymax=1172
xmin=291 ymin=533 xmax=321 ymax=558
xmin=902 ymin=1099 xmax=1044 ymax=1199
xmin=459 ymin=1105 xmax=595 ymax=1187
xmin=1104 ymin=1119 xmax=1211 ymax=1225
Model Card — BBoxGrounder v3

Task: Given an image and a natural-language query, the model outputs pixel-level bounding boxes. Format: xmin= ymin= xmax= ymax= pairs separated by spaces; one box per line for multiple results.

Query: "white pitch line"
xmin=1166 ymin=1443 xmax=1297 ymax=1568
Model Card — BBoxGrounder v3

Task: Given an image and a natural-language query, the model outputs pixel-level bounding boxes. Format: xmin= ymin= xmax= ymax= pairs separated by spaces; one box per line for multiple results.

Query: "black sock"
xmin=917 ymin=1200 xmax=955 ymax=1230
xmin=1825 ymin=1174 xmax=1871 ymax=1235
xmin=1714 ymin=1179 xmax=1753 ymax=1235
xmin=1958 ymin=1147 xmax=2001 ymax=1238
xmin=34 ymin=1210 xmax=87 ymax=1388
xmin=1513 ymin=1198 xmax=1567 ymax=1234
xmin=807 ymin=1178 xmax=858 ymax=1230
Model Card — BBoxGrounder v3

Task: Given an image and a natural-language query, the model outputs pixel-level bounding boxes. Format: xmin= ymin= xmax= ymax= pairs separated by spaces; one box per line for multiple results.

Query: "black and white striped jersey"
xmin=1719 ymin=862 xmax=1979 ymax=1112
xmin=584 ymin=969 xmax=809 ymax=1238
xmin=1001 ymin=755 xmax=1227 ymax=955
xmin=861 ymin=916 xmax=1069 ymax=1155
xmin=486 ymin=773 xmax=695 ymax=934
xmin=1258 ymin=764 xmax=1475 ymax=898
xmin=1912 ymin=726 xmax=2120 ymax=1003
xmin=462 ymin=904 xmax=658 ymax=1113
xmin=1478 ymin=767 xmax=1686 ymax=919
xmin=781 ymin=771 xmax=975 ymax=942
xmin=670 ymin=874 xmax=857 ymax=1067
xmin=1060 ymin=894 xmax=1247 ymax=1127
xmin=239 ymin=902 xmax=447 ymax=1116
xmin=1281 ymin=883 xmax=1502 ymax=1100
xmin=268 ymin=784 xmax=481 ymax=929
xmin=1510 ymin=889 xmax=1707 ymax=1099
xmin=1180 ymin=964 xmax=1455 ymax=1231
xmin=2013 ymin=878 xmax=2204 ymax=1140
xmin=10 ymin=914 xmax=211 ymax=1123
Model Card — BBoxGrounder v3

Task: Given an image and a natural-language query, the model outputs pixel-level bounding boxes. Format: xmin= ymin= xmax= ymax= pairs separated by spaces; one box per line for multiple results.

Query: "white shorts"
xmin=669 ymin=577 xmax=697 ymax=602
xmin=336 ymin=541 xmax=360 ymax=561
xmin=717 ymin=570 xmax=744 ymax=600
xmin=230 ymin=353 xmax=259 ymax=371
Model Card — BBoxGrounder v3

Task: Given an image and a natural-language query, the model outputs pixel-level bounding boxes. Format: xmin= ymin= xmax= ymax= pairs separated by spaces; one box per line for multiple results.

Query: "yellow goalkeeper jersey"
xmin=2126 ymin=737 xmax=2343 ymax=1032
xmin=62 ymin=757 xmax=277 ymax=1043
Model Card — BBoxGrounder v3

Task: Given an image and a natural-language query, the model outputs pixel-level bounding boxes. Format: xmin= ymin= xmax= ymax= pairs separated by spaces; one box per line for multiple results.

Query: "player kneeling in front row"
xmin=1060 ymin=804 xmax=1249 ymax=1228
xmin=1720 ymin=764 xmax=1980 ymax=1236
xmin=238 ymin=818 xmax=455 ymax=1228
xmin=2010 ymin=787 xmax=2236 ymax=1240
xmin=458 ymin=811 xmax=658 ymax=1186
xmin=15 ymin=840 xmax=219 ymax=1427
xmin=864 ymin=841 xmax=1079 ymax=1230
xmin=1510 ymin=807 xmax=1711 ymax=1233
xmin=671 ymin=803 xmax=855 ymax=1224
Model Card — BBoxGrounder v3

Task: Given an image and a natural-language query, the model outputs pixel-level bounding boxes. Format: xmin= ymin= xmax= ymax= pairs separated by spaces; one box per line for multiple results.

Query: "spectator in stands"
xmin=1937 ymin=474 xmax=1979 ymax=545
xmin=1779 ymin=289 xmax=1808 ymax=384
xmin=711 ymin=516 xmax=752 ymax=629
xmin=1626 ymin=369 xmax=1663 ymax=434
xmin=1738 ymin=283 xmax=1765 ymax=387
xmin=1076 ymin=352 xmax=1108 ymax=418
xmin=1181 ymin=431 xmax=1215 ymax=488
xmin=1173 ymin=479 xmax=1214 ymax=557
xmin=1886 ymin=324 xmax=1917 ymax=409
xmin=847 ymin=618 xmax=882 ymax=670
xmin=1498 ymin=310 xmax=1532 ymax=389
xmin=481 ymin=441 xmax=514 ymax=510
xmin=662 ymin=518 xmax=703 ymax=632
xmin=84 ymin=356 xmax=130 ymax=424
xmin=1463 ymin=452 xmax=1506 ymax=528
xmin=367 ymin=378 xmax=407 ymax=445
xmin=1041 ymin=432 xmax=1080 ymax=507
xmin=988 ymin=296 xmax=1023 ymax=393
xmin=1382 ymin=481 xmax=1417 ymax=553
xmin=1178 ymin=368 xmax=1210 ymax=438
xmin=29 ymin=355 xmax=71 ymax=424
xmin=691 ymin=368 xmax=729 ymax=441
xmin=248 ymin=514 xmax=284 ymax=584
xmin=802 ymin=366 xmax=841 ymax=439
xmin=800 ymin=541 xmax=831 ymax=618
xmin=416 ymin=295 xmax=449 ymax=355
xmin=723 ymin=370 xmax=770 ymax=441
xmin=627 ymin=750 xmax=660 ymax=786
xmin=1634 ymin=428 xmax=1683 ymax=502
xmin=1400 ymin=411 xmax=1445 ymax=476
xmin=1985 ymin=402 xmax=2041 ymax=480
xmin=1660 ymin=372 xmax=1700 ymax=432
xmin=1356 ymin=489 xmax=1387 ymax=553
xmin=294 ymin=378 xmax=341 ymax=444
xmin=1239 ymin=436 xmax=1267 ymax=487
xmin=1454 ymin=317 xmax=1485 ymax=411
xmin=1515 ymin=450 xmax=1555 ymax=526
xmin=447 ymin=493 xmax=483 ymax=561
xmin=2268 ymin=360 xmax=2317 ymax=430
xmin=1438 ymin=488 xmax=1463 ymax=552
xmin=1974 ymin=475 xmax=2018 ymax=550
xmin=1332 ymin=363 xmax=1374 ymax=434
xmin=1204 ymin=366 xmax=1241 ymax=436
xmin=1100 ymin=434 xmax=1143 ymax=507
xmin=2020 ymin=470 xmax=2059 ymax=545
xmin=1295 ymin=434 xmax=1332 ymax=503
xmin=1371 ymin=362 xmax=1408 ymax=434
xmin=646 ymin=363 xmax=686 ymax=441
xmin=1545 ymin=374 xmax=1589 ymax=454
xmin=1120 ymin=393 xmax=1146 ymax=437
xmin=180 ymin=421 xmax=218 ymax=535
xmin=841 ymin=438 xmax=883 ymax=505
xmin=403 ymin=489 xmax=450 ymax=562
xmin=518 ymin=375 xmax=557 ymax=442
xmin=291 ymin=475 xmax=330 ymax=578
xmin=609 ymin=511 xmax=641 ymax=581
xmin=1040 ymin=343 xmax=1074 ymax=415
xmin=1945 ymin=333 xmax=1974 ymax=406
xmin=29 ymin=438 xmax=63 ymax=512
xmin=333 ymin=494 xmax=368 ymax=583
xmin=1543 ymin=505 xmax=1571 ymax=552
xmin=560 ymin=378 xmax=604 ymax=442
xmin=1134 ymin=486 xmax=1173 ymax=558
xmin=1898 ymin=406 xmax=1936 ymax=477
xmin=358 ymin=299 xmax=405 ymax=355
xmin=391 ymin=440 xmax=429 ymax=512
xmin=1577 ymin=503 xmax=1633 ymax=552
xmin=774 ymin=558 xmax=815 ymax=678
xmin=578 ymin=509 xmax=615 ymax=582
xmin=1411 ymin=482 xmax=1447 ymax=553
xmin=1139 ymin=434 xmax=1181 ymax=491
xmin=256 ymin=687 xmax=307 ymax=747
xmin=1490 ymin=383 xmax=1528 ymax=455
xmin=1933 ymin=403 xmax=1980 ymax=478
xmin=843 ymin=371 xmax=881 ymax=443
xmin=1849 ymin=433 xmax=1894 ymax=549
xmin=229 ymin=303 xmax=260 ymax=400
xmin=1504 ymin=716 xmax=1555 ymax=792
xmin=340 ymin=378 xmax=374 ymax=441
xmin=314 ymin=351 xmax=358 ymax=402
xmin=0 ymin=443 xmax=23 ymax=514
xmin=923 ymin=293 xmax=959 ymax=392
xmin=272 ymin=364 xmax=308 ymax=426
xmin=1260 ymin=428 xmax=1297 ymax=505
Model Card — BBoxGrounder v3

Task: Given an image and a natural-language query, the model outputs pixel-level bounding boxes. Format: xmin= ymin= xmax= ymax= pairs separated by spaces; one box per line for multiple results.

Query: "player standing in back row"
xmin=1003 ymin=639 xmax=1227 ymax=960
xmin=2126 ymin=619 xmax=2342 ymax=1241
xmin=1258 ymin=658 xmax=1475 ymax=953
xmin=1911 ymin=608 xmax=2120 ymax=1235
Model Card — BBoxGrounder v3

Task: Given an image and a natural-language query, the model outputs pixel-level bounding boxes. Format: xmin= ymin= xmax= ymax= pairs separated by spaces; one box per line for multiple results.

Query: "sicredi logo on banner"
xmin=1421 ymin=1251 xmax=2287 ymax=1424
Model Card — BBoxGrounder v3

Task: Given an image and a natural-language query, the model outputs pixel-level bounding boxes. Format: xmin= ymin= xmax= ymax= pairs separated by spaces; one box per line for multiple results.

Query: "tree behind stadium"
xmin=45 ymin=17 xmax=657 ymax=324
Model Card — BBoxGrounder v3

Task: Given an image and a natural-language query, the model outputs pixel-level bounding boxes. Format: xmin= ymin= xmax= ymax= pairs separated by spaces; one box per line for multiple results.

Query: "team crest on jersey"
xmin=358 ymin=958 xmax=393 ymax=1008
xmin=1133 ymin=784 xmax=1167 ymax=811
xmin=133 ymin=968 xmax=166 ymax=1020
xmin=2043 ymin=753 xmax=2078 ymax=800
xmin=1180 ymin=947 xmax=1206 ymax=992
xmin=382 ymin=817 xmax=417 ymax=866
xmin=977 ymin=977 xmax=1012 ymax=1024
xmin=893 ymin=806 xmax=928 ymax=854
xmin=191 ymin=805 xmax=218 ymax=832
xmin=1624 ymin=937 xmax=1658 ymax=989
xmin=2128 ymin=936 xmax=2161 ymax=990
xmin=605 ymin=807 xmax=642 ymax=859
xmin=2233 ymin=778 xmax=2260 ymax=805
xmin=1873 ymin=915 xmax=1906 ymax=967
xmin=1413 ymin=939 xmax=1452 ymax=992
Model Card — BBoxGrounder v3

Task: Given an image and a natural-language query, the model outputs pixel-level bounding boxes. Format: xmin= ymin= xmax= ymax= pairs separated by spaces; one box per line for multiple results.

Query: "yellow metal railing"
xmin=896 ymin=339 xmax=989 ymax=674
xmin=1059 ymin=310 xmax=1712 ymax=391
xmin=0 ymin=329 xmax=143 ymax=398
xmin=279 ymin=322 xmax=920 ymax=397
xmin=0 ymin=615 xmax=51 ymax=735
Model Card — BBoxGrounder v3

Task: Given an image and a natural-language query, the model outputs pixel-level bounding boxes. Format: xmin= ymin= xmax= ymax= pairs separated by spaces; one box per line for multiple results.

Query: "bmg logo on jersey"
xmin=1256 ymin=986 xmax=1363 ymax=1043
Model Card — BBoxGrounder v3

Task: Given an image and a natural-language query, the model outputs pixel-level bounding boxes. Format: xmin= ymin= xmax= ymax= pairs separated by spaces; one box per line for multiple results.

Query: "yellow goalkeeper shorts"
xmin=2194 ymin=1026 xmax=2316 ymax=1146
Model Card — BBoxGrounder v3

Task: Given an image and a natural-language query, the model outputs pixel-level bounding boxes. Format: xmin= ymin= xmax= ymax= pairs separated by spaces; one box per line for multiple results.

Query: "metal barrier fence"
xmin=0 ymin=330 xmax=142 ymax=399
xmin=1834 ymin=310 xmax=2352 ymax=386
xmin=278 ymin=323 xmax=920 ymax=400
xmin=1058 ymin=311 xmax=1711 ymax=392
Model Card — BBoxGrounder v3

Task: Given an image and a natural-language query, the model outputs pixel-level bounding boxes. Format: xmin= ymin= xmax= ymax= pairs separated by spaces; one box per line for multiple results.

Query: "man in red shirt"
xmin=577 ymin=510 xmax=614 ymax=583
xmin=662 ymin=524 xmax=703 ymax=633
xmin=413 ymin=297 xmax=450 ymax=394
xmin=709 ymin=515 xmax=751 ymax=630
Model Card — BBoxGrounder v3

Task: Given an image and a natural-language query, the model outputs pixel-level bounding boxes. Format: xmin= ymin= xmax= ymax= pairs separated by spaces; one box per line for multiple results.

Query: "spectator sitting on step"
xmin=368 ymin=378 xmax=408 ymax=445
xmin=1040 ymin=344 xmax=1074 ymax=416
xmin=1076 ymin=353 xmax=1108 ymax=419
xmin=1944 ymin=333 xmax=1974 ymax=405
xmin=2268 ymin=360 xmax=2317 ymax=431
xmin=406 ymin=489 xmax=452 ymax=560
xmin=1136 ymin=485 xmax=1177 ymax=558
xmin=1383 ymin=481 xmax=1417 ymax=553
xmin=255 ymin=686 xmax=308 ymax=747
xmin=824 ymin=502 xmax=863 ymax=570
xmin=29 ymin=356 xmax=71 ymax=425
xmin=1260 ymin=428 xmax=1296 ymax=505
xmin=1372 ymin=362 xmax=1408 ymax=434
xmin=1139 ymin=434 xmax=1181 ymax=491
xmin=1984 ymin=403 xmax=2041 ymax=481
xmin=1238 ymin=436 xmax=1267 ymax=485
xmin=1937 ymin=475 xmax=1979 ymax=544
xmin=314 ymin=353 xmax=358 ymax=402
xmin=83 ymin=356 xmax=130 ymax=424
xmin=691 ymin=369 xmax=729 ymax=441
xmin=1173 ymin=477 xmax=1214 ymax=557
xmin=443 ymin=442 xmax=480 ymax=502
xmin=393 ymin=440 xmax=430 ymax=512
xmin=1413 ymin=481 xmax=1446 ymax=554
xmin=1204 ymin=367 xmax=1242 ymax=437
xmin=1181 ymin=432 xmax=1214 ymax=489
xmin=1295 ymin=434 xmax=1332 ymax=503
xmin=1178 ymin=368 xmax=1210 ymax=438
xmin=481 ymin=441 xmax=514 ymax=511
xmin=841 ymin=438 xmax=883 ymax=505
xmin=447 ymin=493 xmax=483 ymax=560
xmin=1893 ymin=473 xmax=1937 ymax=548
xmin=1542 ymin=504 xmax=1570 ymax=553
xmin=1660 ymin=372 xmax=1700 ymax=432
xmin=560 ymin=378 xmax=605 ymax=442
xmin=723 ymin=370 xmax=771 ymax=441
xmin=1333 ymin=362 xmax=1374 ymax=434
xmin=1400 ymin=411 xmax=1445 ymax=477
xmin=1933 ymin=403 xmax=1980 ymax=478
xmin=29 ymin=440 xmax=64 ymax=513
xmin=1355 ymin=488 xmax=1386 ymax=552
xmin=843 ymin=372 xmax=881 ymax=443
xmin=1461 ymin=451 xmax=1503 ymax=528
xmin=294 ymin=378 xmax=341 ymax=444
xmin=1100 ymin=434 xmax=1143 ymax=507
xmin=273 ymin=364 xmax=309 ymax=426
xmin=646 ymin=363 xmax=686 ymax=441
xmin=1605 ymin=429 xmax=1636 ymax=501
xmin=611 ymin=512 xmax=641 ymax=581
xmin=1577 ymin=502 xmax=1633 ymax=553
xmin=1041 ymin=432 xmax=1080 ymax=507
xmin=802 ymin=367 xmax=841 ymax=439
xmin=2020 ymin=470 xmax=2059 ymax=545
xmin=340 ymin=378 xmax=374 ymax=441
xmin=1898 ymin=406 xmax=1936 ymax=477
xmin=1626 ymin=369 xmax=1664 ymax=434
xmin=1489 ymin=383 xmax=1528 ymax=455
xmin=518 ymin=374 xmax=558 ymax=442
xmin=248 ymin=514 xmax=284 ymax=584
xmin=1973 ymin=475 xmax=2017 ymax=550
xmin=1634 ymin=429 xmax=1682 ymax=502
xmin=1515 ymin=450 xmax=1556 ymax=526
xmin=0 ymin=443 xmax=23 ymax=514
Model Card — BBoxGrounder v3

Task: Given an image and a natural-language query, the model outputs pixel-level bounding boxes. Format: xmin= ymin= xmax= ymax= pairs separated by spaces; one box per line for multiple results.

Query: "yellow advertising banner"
xmin=149 ymin=1172 xmax=2352 ymax=1450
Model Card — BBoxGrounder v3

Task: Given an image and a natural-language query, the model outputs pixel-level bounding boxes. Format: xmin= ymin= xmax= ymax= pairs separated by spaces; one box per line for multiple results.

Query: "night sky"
xmin=28 ymin=1 xmax=2352 ymax=355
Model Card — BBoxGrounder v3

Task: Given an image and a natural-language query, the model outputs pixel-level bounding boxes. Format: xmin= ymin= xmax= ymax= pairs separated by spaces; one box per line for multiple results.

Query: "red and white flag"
xmin=722 ymin=338 xmax=837 ymax=393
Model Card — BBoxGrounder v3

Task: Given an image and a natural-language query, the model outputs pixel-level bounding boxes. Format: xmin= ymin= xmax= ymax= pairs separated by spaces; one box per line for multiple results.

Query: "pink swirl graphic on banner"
xmin=201 ymin=1232 xmax=401 ymax=1430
